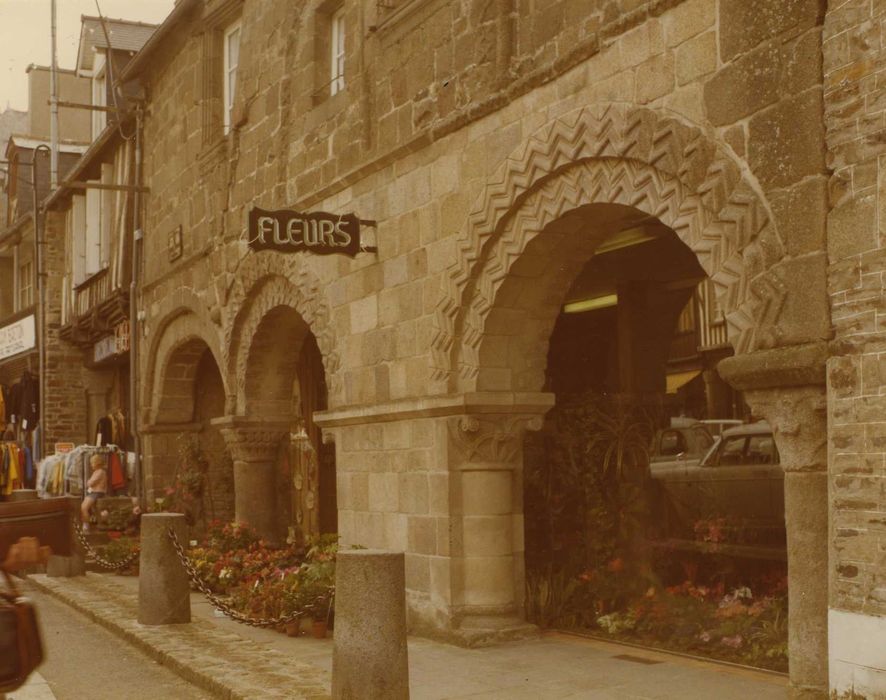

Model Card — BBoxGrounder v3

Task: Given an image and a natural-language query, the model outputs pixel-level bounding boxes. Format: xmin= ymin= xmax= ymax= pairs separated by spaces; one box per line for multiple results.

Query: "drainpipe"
xmin=49 ymin=0 xmax=59 ymax=189
xmin=32 ymin=144 xmax=50 ymax=458
xmin=129 ymin=106 xmax=143 ymax=509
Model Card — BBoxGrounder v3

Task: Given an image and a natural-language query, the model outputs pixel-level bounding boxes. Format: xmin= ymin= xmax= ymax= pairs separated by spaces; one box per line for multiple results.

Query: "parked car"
xmin=648 ymin=420 xmax=715 ymax=476
xmin=650 ymin=422 xmax=784 ymax=544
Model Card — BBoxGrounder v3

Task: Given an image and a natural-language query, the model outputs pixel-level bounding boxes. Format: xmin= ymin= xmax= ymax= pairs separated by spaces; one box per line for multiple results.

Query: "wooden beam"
xmin=64 ymin=180 xmax=149 ymax=193
xmin=50 ymin=100 xmax=122 ymax=113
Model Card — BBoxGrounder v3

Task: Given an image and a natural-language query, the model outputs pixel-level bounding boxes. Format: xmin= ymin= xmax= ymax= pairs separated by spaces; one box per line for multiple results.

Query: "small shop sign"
xmin=94 ymin=321 xmax=131 ymax=363
xmin=0 ymin=314 xmax=36 ymax=361
xmin=247 ymin=207 xmax=376 ymax=256
xmin=54 ymin=443 xmax=74 ymax=455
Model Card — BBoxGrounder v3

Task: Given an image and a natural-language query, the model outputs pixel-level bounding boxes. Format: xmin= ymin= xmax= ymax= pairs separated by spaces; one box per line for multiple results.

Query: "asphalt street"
xmin=25 ymin=586 xmax=209 ymax=699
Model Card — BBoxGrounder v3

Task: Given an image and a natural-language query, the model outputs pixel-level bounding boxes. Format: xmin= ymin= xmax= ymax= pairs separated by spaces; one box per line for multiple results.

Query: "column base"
xmin=409 ymin=603 xmax=539 ymax=647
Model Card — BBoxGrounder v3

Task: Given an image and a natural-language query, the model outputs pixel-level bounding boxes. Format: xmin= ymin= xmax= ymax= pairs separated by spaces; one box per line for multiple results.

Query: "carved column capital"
xmin=447 ymin=413 xmax=544 ymax=468
xmin=744 ymin=386 xmax=827 ymax=473
xmin=213 ymin=417 xmax=290 ymax=463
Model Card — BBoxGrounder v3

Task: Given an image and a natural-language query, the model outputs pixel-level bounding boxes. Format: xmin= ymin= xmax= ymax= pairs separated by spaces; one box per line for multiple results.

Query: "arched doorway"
xmin=519 ymin=209 xmax=788 ymax=670
xmin=147 ymin=333 xmax=231 ymax=526
xmin=434 ymin=105 xmax=828 ymax=695
xmin=231 ymin=301 xmax=336 ymax=545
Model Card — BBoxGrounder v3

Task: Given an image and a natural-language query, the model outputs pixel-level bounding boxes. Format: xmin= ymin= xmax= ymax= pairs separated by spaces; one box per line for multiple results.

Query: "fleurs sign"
xmin=248 ymin=207 xmax=375 ymax=257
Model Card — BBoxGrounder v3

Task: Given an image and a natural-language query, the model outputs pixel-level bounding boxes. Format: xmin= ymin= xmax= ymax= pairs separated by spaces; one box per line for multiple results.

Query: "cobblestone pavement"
xmin=27 ymin=573 xmax=789 ymax=699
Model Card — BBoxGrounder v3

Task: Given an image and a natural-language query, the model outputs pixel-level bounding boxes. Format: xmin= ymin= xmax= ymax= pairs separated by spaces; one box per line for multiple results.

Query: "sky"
xmin=0 ymin=0 xmax=175 ymax=112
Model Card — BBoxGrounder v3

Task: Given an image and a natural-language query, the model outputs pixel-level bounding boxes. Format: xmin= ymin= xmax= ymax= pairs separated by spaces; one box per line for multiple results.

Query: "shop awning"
xmin=666 ymin=369 xmax=701 ymax=394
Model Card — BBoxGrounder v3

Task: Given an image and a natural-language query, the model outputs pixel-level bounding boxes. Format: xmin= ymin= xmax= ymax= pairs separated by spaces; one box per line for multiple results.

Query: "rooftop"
xmin=77 ymin=16 xmax=159 ymax=74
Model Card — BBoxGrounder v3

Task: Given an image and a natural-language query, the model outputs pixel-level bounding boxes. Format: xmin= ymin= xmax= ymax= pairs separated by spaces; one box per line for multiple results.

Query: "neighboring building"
xmin=8 ymin=0 xmax=880 ymax=697
xmin=0 ymin=107 xmax=28 ymax=226
xmin=38 ymin=15 xmax=158 ymax=451
xmin=0 ymin=66 xmax=88 ymax=443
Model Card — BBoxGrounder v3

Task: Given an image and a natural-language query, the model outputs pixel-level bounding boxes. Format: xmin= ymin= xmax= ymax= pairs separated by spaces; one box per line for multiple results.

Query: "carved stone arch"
xmin=225 ymin=271 xmax=342 ymax=415
xmin=431 ymin=103 xmax=790 ymax=393
xmin=145 ymin=308 xmax=227 ymax=425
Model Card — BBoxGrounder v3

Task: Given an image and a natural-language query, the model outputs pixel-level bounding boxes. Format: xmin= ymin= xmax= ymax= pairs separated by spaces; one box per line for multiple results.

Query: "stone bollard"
xmin=48 ymin=496 xmax=85 ymax=577
xmin=137 ymin=513 xmax=190 ymax=625
xmin=332 ymin=550 xmax=409 ymax=700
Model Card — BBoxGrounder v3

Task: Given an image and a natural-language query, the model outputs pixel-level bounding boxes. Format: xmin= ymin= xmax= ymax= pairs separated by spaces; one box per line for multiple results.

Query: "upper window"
xmin=92 ymin=53 xmax=107 ymax=139
xmin=330 ymin=8 xmax=345 ymax=96
xmin=18 ymin=260 xmax=33 ymax=310
xmin=223 ymin=20 xmax=241 ymax=134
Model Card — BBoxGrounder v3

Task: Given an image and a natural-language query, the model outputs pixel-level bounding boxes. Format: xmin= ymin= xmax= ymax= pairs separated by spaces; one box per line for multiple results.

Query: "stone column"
xmin=332 ymin=550 xmax=409 ymax=699
xmin=745 ymin=386 xmax=829 ymax=700
xmin=215 ymin=417 xmax=289 ymax=543
xmin=444 ymin=412 xmax=545 ymax=645
xmin=138 ymin=513 xmax=190 ymax=625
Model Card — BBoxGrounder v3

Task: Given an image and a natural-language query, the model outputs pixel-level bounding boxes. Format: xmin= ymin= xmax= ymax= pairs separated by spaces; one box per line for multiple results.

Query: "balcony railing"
xmin=72 ymin=268 xmax=112 ymax=319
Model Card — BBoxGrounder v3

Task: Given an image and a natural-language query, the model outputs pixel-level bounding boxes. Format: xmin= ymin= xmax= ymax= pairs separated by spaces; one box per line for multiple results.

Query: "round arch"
xmin=432 ymin=103 xmax=802 ymax=394
xmin=225 ymin=272 xmax=340 ymax=415
xmin=145 ymin=309 xmax=227 ymax=425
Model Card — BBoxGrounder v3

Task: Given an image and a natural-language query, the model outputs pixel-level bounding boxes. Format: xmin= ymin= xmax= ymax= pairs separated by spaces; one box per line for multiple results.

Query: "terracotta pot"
xmin=311 ymin=620 xmax=327 ymax=639
xmin=284 ymin=621 xmax=300 ymax=637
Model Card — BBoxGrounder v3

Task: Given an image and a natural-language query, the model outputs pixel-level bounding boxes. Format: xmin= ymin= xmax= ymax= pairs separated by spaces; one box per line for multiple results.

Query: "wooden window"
xmin=71 ymin=194 xmax=87 ymax=285
xmin=330 ymin=8 xmax=345 ymax=96
xmin=223 ymin=19 xmax=241 ymax=134
xmin=92 ymin=53 xmax=107 ymax=139
xmin=18 ymin=260 xmax=33 ymax=309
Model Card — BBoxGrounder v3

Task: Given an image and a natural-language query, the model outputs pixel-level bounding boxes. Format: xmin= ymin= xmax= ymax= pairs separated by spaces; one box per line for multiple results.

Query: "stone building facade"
xmin=116 ymin=0 xmax=884 ymax=697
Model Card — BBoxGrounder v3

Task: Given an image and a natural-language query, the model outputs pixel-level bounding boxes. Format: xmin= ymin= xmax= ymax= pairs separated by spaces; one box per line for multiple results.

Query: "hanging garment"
xmin=95 ymin=417 xmax=113 ymax=446
xmin=0 ymin=385 xmax=6 ymax=425
xmin=108 ymin=451 xmax=126 ymax=492
xmin=18 ymin=372 xmax=38 ymax=429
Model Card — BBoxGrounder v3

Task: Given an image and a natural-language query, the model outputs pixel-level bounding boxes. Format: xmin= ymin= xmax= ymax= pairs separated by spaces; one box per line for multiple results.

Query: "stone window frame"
xmin=371 ymin=0 xmax=432 ymax=32
xmin=222 ymin=18 xmax=242 ymax=135
xmin=311 ymin=0 xmax=352 ymax=108
xmin=329 ymin=6 xmax=346 ymax=96
xmin=201 ymin=0 xmax=244 ymax=149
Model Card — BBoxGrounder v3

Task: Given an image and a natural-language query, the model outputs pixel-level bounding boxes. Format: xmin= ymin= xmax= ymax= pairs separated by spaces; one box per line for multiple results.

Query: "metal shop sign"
xmin=247 ymin=207 xmax=375 ymax=257
xmin=0 ymin=314 xmax=36 ymax=361
xmin=94 ymin=321 xmax=131 ymax=363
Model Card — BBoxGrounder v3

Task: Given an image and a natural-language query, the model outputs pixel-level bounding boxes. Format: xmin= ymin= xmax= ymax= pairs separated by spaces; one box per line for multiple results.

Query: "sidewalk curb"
xmin=26 ymin=574 xmax=330 ymax=700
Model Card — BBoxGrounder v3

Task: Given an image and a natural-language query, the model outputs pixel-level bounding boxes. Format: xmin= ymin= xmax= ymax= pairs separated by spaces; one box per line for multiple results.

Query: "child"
xmin=80 ymin=454 xmax=108 ymax=529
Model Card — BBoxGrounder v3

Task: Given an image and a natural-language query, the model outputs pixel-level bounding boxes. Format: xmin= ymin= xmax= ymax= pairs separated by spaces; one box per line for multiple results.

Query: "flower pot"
xmin=311 ymin=620 xmax=327 ymax=639
xmin=284 ymin=621 xmax=300 ymax=637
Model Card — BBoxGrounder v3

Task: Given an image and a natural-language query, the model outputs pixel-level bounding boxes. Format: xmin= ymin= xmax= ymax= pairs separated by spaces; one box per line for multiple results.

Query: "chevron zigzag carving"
xmin=432 ymin=103 xmax=779 ymax=389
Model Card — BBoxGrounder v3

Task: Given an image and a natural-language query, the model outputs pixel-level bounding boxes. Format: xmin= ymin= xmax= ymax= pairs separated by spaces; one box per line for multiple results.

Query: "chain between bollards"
xmin=165 ymin=526 xmax=334 ymax=628
xmin=72 ymin=518 xmax=140 ymax=571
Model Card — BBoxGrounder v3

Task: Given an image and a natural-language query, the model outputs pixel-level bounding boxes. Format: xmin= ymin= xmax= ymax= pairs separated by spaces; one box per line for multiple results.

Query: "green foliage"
xmin=522 ymin=391 xmax=788 ymax=672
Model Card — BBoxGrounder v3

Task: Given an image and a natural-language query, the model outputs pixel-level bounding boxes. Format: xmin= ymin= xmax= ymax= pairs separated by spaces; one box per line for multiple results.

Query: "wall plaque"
xmin=247 ymin=207 xmax=375 ymax=257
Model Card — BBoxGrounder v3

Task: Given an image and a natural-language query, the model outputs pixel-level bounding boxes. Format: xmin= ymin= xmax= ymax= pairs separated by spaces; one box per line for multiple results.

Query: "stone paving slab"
xmin=27 ymin=573 xmax=790 ymax=699
xmin=25 ymin=574 xmax=330 ymax=700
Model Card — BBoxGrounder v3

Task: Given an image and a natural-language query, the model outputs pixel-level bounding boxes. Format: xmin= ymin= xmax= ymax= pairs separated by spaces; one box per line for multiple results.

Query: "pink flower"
xmin=720 ymin=634 xmax=743 ymax=649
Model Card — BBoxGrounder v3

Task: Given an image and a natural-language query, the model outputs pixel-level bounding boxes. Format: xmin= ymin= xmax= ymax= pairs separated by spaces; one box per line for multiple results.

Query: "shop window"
xmin=18 ymin=260 xmax=33 ymax=309
xmin=223 ymin=19 xmax=241 ymax=134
